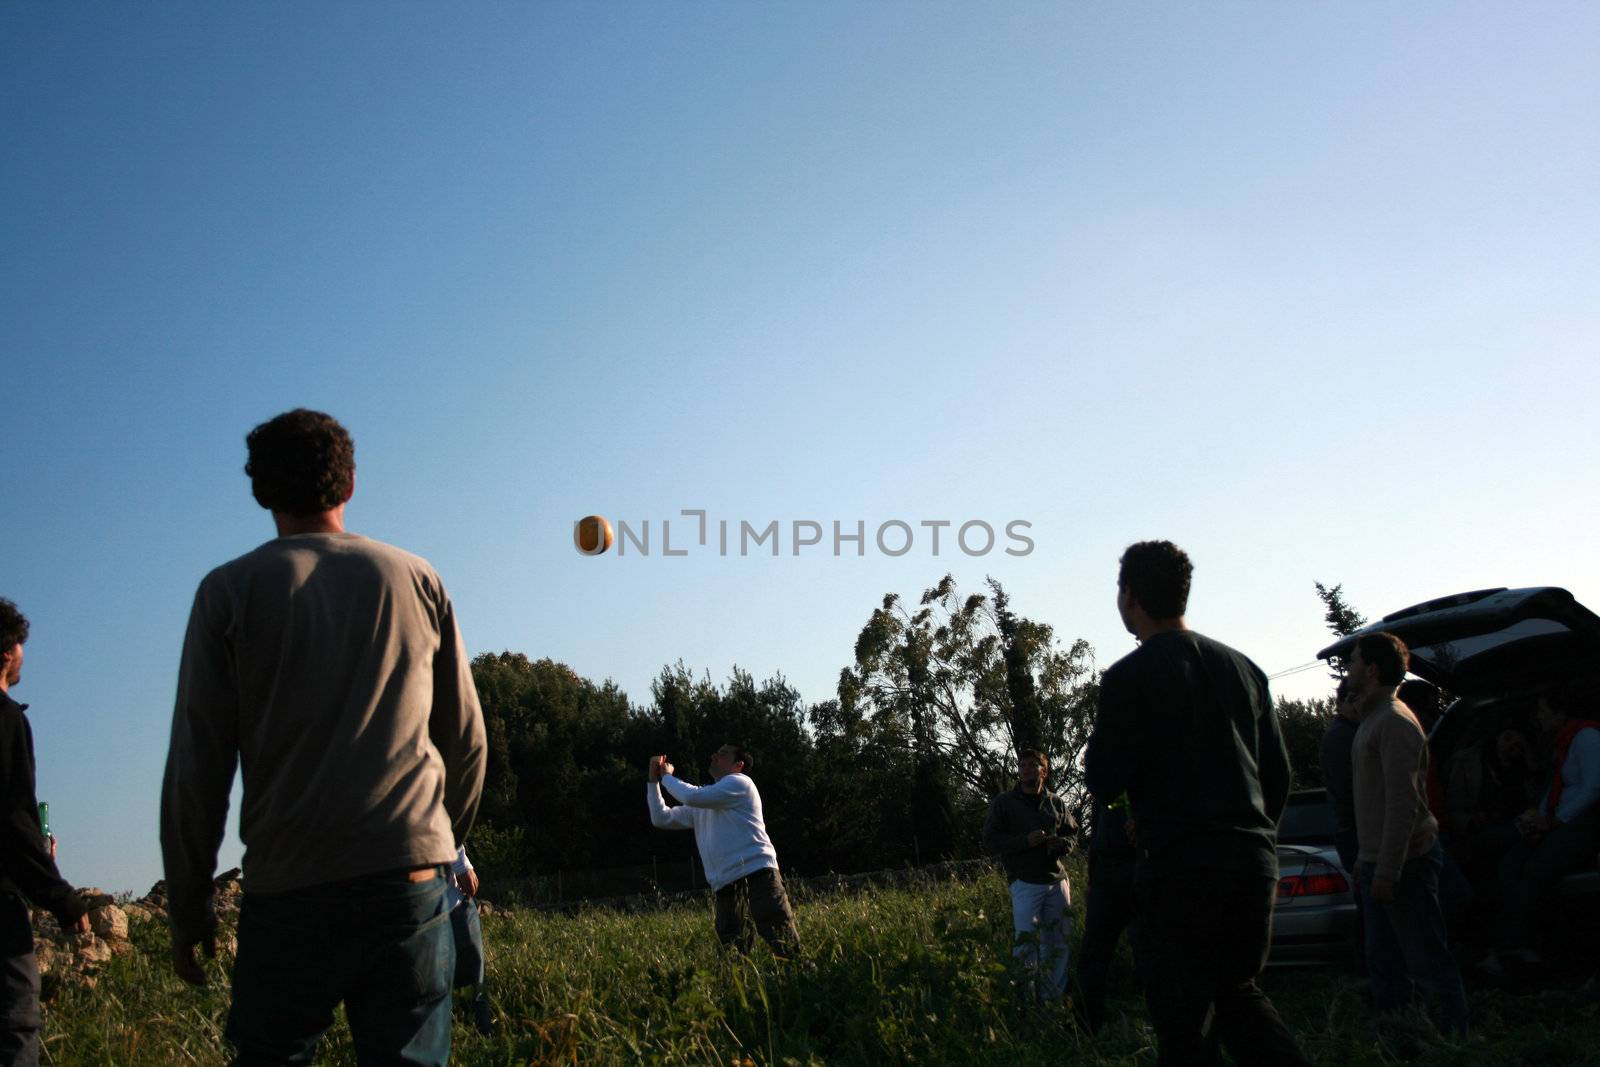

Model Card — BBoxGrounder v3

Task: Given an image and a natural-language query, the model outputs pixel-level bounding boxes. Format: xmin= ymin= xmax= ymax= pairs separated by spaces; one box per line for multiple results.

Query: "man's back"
xmin=162 ymin=532 xmax=485 ymax=926
xmin=1089 ymin=630 xmax=1291 ymax=876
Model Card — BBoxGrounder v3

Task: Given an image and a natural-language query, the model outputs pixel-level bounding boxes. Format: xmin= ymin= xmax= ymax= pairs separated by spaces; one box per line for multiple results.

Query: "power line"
xmin=1266 ymin=660 xmax=1326 ymax=681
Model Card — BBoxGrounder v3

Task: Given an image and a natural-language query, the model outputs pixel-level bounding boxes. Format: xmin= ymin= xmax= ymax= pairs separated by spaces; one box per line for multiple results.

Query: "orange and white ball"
xmin=573 ymin=515 xmax=614 ymax=555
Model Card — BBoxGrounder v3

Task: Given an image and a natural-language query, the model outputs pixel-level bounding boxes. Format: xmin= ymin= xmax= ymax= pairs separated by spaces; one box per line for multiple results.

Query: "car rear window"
xmin=1277 ymin=799 xmax=1335 ymax=844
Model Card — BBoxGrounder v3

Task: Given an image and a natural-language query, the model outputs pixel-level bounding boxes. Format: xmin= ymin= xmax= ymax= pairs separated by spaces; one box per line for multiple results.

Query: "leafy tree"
xmin=467 ymin=574 xmax=1104 ymax=888
xmin=1313 ymin=581 xmax=1368 ymax=683
xmin=469 ymin=652 xmax=638 ymax=873
xmin=1275 ymin=694 xmax=1337 ymax=789
xmin=1313 ymin=582 xmax=1368 ymax=639
xmin=840 ymin=575 xmax=1099 ymax=850
xmin=637 ymin=663 xmax=818 ymax=873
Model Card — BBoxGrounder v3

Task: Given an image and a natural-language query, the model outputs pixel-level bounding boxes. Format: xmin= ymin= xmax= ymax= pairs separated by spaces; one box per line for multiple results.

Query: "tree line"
xmin=467 ymin=575 xmax=1343 ymax=894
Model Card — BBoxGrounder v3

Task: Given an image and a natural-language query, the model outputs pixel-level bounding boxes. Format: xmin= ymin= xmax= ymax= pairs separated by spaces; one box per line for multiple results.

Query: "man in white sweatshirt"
xmin=646 ymin=744 xmax=800 ymax=957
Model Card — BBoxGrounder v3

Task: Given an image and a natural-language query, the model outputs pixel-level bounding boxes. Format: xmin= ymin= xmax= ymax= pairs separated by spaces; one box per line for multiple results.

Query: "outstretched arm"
xmin=646 ymin=780 xmax=694 ymax=829
xmin=660 ymin=773 xmax=745 ymax=809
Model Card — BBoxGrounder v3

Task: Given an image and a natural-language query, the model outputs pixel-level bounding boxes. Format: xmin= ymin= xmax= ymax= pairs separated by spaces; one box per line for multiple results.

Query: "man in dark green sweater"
xmin=982 ymin=749 xmax=1077 ymax=1003
xmin=1086 ymin=541 xmax=1308 ymax=1066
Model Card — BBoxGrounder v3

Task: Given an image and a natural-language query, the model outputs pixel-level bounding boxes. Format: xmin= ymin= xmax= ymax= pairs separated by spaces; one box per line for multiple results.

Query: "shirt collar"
xmin=1352 ymin=686 xmax=1396 ymax=722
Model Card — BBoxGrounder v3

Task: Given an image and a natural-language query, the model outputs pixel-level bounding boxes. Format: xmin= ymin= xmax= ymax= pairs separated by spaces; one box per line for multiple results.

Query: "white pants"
xmin=1008 ymin=878 xmax=1072 ymax=1001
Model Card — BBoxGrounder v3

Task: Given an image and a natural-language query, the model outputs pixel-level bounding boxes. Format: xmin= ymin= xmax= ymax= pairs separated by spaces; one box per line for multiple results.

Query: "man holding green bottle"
xmin=0 ymin=598 xmax=90 ymax=1067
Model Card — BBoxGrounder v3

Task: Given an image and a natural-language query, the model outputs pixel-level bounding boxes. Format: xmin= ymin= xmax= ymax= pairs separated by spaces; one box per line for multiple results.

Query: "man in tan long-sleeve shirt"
xmin=161 ymin=409 xmax=486 ymax=1066
xmin=1348 ymin=631 xmax=1466 ymax=1040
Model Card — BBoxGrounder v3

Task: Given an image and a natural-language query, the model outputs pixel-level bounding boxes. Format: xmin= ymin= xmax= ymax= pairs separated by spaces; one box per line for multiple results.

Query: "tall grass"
xmin=41 ymin=872 xmax=1600 ymax=1065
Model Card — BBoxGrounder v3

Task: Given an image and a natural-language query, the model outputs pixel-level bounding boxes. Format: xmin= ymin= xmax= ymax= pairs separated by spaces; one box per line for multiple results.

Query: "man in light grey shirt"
xmin=161 ymin=408 xmax=486 ymax=1066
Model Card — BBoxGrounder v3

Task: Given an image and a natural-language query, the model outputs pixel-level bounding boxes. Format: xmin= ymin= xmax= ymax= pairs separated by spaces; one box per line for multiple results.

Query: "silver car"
xmin=1270 ymin=789 xmax=1361 ymax=967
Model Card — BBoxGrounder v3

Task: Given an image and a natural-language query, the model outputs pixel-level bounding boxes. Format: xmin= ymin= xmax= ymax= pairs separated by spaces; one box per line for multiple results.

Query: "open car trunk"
xmin=1315 ymin=587 xmax=1600 ymax=696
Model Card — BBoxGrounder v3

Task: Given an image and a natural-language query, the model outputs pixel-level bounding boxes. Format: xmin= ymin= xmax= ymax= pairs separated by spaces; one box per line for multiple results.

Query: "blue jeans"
xmin=0 ymin=891 xmax=40 ymax=1067
xmin=1008 ymin=879 xmax=1072 ymax=1001
xmin=450 ymin=899 xmax=485 ymax=990
xmin=226 ymin=867 xmax=455 ymax=1066
xmin=1359 ymin=843 xmax=1468 ymax=1038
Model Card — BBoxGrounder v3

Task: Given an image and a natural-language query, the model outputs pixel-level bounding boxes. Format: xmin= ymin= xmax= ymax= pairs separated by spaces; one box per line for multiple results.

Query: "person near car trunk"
xmin=1320 ymin=678 xmax=1361 ymax=874
xmin=1444 ymin=721 xmax=1539 ymax=890
xmin=981 ymin=749 xmax=1078 ymax=1005
xmin=1486 ymin=680 xmax=1600 ymax=972
xmin=1397 ymin=679 xmax=1474 ymax=921
xmin=1347 ymin=632 xmax=1469 ymax=1039
xmin=1086 ymin=540 xmax=1310 ymax=1066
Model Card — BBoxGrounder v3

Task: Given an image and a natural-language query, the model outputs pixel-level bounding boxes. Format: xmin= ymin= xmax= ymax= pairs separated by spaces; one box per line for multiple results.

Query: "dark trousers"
xmin=1135 ymin=863 xmax=1310 ymax=1067
xmin=0 ymin=892 xmax=39 ymax=1067
xmin=1359 ymin=843 xmax=1468 ymax=1037
xmin=1498 ymin=808 xmax=1600 ymax=952
xmin=1451 ymin=821 xmax=1521 ymax=888
xmin=1075 ymin=850 xmax=1137 ymax=1033
xmin=714 ymin=868 xmax=799 ymax=958
xmin=225 ymin=867 xmax=455 ymax=1067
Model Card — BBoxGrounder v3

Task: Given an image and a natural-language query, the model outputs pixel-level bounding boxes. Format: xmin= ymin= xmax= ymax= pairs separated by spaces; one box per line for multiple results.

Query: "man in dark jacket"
xmin=0 ymin=598 xmax=90 ymax=1067
xmin=982 ymin=749 xmax=1077 ymax=1003
xmin=1320 ymin=679 xmax=1360 ymax=873
xmin=1086 ymin=541 xmax=1308 ymax=1066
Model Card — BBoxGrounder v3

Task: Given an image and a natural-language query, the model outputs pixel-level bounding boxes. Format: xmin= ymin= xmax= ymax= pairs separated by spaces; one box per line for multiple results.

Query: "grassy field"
xmin=40 ymin=869 xmax=1600 ymax=1065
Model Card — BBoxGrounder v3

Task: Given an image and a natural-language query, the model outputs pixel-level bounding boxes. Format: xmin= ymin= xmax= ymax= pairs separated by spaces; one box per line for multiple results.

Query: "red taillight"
xmin=1276 ymin=869 xmax=1350 ymax=900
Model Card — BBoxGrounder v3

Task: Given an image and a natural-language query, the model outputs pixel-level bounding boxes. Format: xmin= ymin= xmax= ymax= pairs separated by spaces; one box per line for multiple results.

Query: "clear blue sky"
xmin=4 ymin=4 xmax=1596 ymax=894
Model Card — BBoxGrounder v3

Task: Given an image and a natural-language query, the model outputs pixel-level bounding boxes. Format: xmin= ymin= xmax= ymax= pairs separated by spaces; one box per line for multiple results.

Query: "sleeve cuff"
xmin=167 ymin=893 xmax=219 ymax=947
xmin=51 ymin=893 xmax=87 ymax=928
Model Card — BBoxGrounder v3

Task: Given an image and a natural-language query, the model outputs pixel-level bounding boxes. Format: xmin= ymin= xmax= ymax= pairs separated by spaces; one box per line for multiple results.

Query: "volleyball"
xmin=574 ymin=515 xmax=614 ymax=555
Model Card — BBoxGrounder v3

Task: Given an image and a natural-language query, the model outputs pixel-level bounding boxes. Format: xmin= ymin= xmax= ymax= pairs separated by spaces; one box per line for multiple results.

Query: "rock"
xmin=108 ymin=940 xmax=135 ymax=958
xmin=34 ymin=944 xmax=55 ymax=976
xmin=122 ymin=903 xmax=155 ymax=924
xmin=89 ymin=905 xmax=128 ymax=942
xmin=76 ymin=937 xmax=113 ymax=966
xmin=76 ymin=888 xmax=115 ymax=910
xmin=477 ymin=901 xmax=494 ymax=919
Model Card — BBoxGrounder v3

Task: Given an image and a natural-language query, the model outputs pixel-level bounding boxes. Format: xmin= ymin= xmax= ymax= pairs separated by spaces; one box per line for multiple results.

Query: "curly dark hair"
xmin=1117 ymin=540 xmax=1193 ymax=620
xmin=1353 ymin=632 xmax=1409 ymax=687
xmin=0 ymin=598 xmax=28 ymax=651
xmin=245 ymin=409 xmax=356 ymax=515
